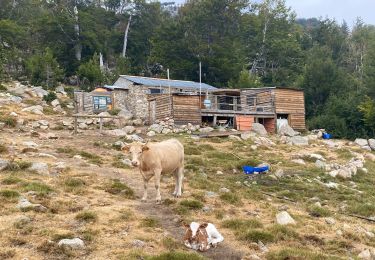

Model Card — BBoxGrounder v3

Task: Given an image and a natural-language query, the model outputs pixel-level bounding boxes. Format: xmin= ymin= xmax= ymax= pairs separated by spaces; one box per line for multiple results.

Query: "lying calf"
xmin=183 ymin=222 xmax=224 ymax=251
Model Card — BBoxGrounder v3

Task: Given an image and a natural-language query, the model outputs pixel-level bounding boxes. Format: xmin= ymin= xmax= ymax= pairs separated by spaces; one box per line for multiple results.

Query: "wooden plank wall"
xmin=274 ymin=89 xmax=305 ymax=130
xmin=148 ymin=94 xmax=172 ymax=121
xmin=172 ymin=95 xmax=201 ymax=125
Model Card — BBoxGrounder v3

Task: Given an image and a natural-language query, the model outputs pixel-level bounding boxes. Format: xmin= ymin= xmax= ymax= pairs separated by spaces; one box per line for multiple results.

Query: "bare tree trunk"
xmin=122 ymin=15 xmax=132 ymax=58
xmin=73 ymin=5 xmax=82 ymax=61
xmin=99 ymin=52 xmax=104 ymax=71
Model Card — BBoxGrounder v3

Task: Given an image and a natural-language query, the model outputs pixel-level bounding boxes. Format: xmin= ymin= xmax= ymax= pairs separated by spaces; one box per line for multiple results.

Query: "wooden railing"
xmin=72 ymin=114 xmax=122 ymax=135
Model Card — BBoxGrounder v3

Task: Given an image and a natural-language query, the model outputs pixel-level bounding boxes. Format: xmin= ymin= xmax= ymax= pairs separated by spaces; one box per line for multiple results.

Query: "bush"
xmin=43 ymin=91 xmax=57 ymax=103
xmin=0 ymin=115 xmax=17 ymax=127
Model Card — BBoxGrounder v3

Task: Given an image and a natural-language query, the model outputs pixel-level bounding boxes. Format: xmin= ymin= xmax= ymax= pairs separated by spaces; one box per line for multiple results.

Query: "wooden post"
xmin=99 ymin=117 xmax=103 ymax=133
xmin=213 ymin=115 xmax=217 ymax=126
xmin=74 ymin=116 xmax=78 ymax=135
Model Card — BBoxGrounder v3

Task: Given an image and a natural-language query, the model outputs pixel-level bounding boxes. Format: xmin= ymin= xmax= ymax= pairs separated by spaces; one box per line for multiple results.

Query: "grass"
xmin=5 ymin=160 xmax=32 ymax=171
xmin=161 ymin=237 xmax=180 ymax=250
xmin=105 ymin=179 xmax=135 ymax=199
xmin=22 ymin=182 xmax=53 ymax=196
xmin=347 ymin=202 xmax=375 ymax=217
xmin=112 ymin=158 xmax=131 ymax=169
xmin=184 ymin=146 xmax=202 ymax=155
xmin=0 ymin=115 xmax=17 ymax=127
xmin=118 ymin=209 xmax=134 ymax=221
xmin=222 ymin=218 xmax=263 ymax=230
xmin=308 ymin=205 xmax=332 ymax=217
xmin=56 ymin=147 xmax=103 ymax=165
xmin=140 ymin=217 xmax=160 ymax=228
xmin=0 ymin=189 xmax=20 ymax=201
xmin=63 ymin=177 xmax=86 ymax=193
xmin=266 ymin=247 xmax=342 ymax=260
xmin=1 ymin=175 xmax=23 ymax=185
xmin=219 ymin=192 xmax=242 ymax=205
xmin=75 ymin=211 xmax=98 ymax=223
xmin=239 ymin=230 xmax=274 ymax=243
xmin=146 ymin=251 xmax=206 ymax=260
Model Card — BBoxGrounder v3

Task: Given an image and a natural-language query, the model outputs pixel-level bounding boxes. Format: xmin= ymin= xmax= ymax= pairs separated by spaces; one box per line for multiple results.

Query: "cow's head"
xmin=183 ymin=222 xmax=209 ymax=251
xmin=121 ymin=142 xmax=149 ymax=167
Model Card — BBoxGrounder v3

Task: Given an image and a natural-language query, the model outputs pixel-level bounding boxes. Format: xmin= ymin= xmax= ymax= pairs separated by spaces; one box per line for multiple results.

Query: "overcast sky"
xmin=162 ymin=0 xmax=375 ymax=26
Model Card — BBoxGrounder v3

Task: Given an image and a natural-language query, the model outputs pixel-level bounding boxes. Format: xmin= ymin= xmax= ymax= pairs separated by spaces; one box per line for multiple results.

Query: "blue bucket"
xmin=242 ymin=165 xmax=269 ymax=175
xmin=322 ymin=133 xmax=331 ymax=139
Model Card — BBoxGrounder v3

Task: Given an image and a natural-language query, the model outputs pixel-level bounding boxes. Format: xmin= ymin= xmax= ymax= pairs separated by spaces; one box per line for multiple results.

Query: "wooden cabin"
xmin=201 ymin=87 xmax=305 ymax=132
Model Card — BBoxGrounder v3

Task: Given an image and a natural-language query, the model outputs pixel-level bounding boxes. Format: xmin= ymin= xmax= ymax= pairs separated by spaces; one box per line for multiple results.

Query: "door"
xmin=276 ymin=114 xmax=289 ymax=130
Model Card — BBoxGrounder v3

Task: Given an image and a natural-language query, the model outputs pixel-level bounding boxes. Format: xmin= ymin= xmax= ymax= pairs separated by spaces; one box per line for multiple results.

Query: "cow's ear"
xmin=199 ymin=223 xmax=208 ymax=229
xmin=142 ymin=145 xmax=149 ymax=152
xmin=121 ymin=144 xmax=129 ymax=152
xmin=183 ymin=222 xmax=190 ymax=228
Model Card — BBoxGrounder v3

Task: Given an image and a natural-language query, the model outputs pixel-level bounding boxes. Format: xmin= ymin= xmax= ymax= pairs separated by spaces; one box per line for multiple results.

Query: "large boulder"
xmin=368 ymin=139 xmax=375 ymax=151
xmin=149 ymin=124 xmax=163 ymax=134
xmin=30 ymin=162 xmax=49 ymax=175
xmin=251 ymin=123 xmax=268 ymax=136
xmin=31 ymin=87 xmax=48 ymax=97
xmin=123 ymin=125 xmax=136 ymax=134
xmin=0 ymin=159 xmax=9 ymax=171
xmin=278 ymin=124 xmax=298 ymax=137
xmin=241 ymin=132 xmax=255 ymax=140
xmin=355 ymin=138 xmax=369 ymax=147
xmin=103 ymin=129 xmax=128 ymax=137
xmin=51 ymin=99 xmax=60 ymax=107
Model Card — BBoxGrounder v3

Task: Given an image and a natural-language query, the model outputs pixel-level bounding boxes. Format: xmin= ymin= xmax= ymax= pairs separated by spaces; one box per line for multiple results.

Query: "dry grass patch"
xmin=0 ymin=143 xmax=8 ymax=153
xmin=140 ymin=217 xmax=160 ymax=228
xmin=21 ymin=181 xmax=53 ymax=196
xmin=75 ymin=211 xmax=97 ymax=223
xmin=1 ymin=175 xmax=23 ymax=185
xmin=0 ymin=189 xmax=20 ymax=202
xmin=147 ymin=251 xmax=206 ymax=260
xmin=104 ymin=179 xmax=135 ymax=199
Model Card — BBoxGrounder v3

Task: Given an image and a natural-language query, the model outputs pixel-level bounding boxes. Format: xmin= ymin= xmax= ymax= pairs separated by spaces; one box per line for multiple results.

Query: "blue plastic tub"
xmin=242 ymin=165 xmax=269 ymax=175
xmin=322 ymin=133 xmax=331 ymax=139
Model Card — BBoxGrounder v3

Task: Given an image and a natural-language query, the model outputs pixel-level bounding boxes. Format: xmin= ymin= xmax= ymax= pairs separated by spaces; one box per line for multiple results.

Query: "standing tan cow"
xmin=122 ymin=138 xmax=184 ymax=203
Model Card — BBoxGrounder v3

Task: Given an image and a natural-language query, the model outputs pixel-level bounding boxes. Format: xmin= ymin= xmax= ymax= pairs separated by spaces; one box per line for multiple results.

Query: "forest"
xmin=0 ymin=0 xmax=374 ymax=139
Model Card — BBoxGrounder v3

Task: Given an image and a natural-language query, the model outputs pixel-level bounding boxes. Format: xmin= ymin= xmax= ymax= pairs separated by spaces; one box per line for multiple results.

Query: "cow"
xmin=183 ymin=222 xmax=224 ymax=251
xmin=122 ymin=138 xmax=184 ymax=203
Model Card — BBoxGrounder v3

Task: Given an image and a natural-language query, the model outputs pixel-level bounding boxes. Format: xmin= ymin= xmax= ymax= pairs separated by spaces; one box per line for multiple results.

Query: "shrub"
xmin=75 ymin=211 xmax=97 ymax=223
xmin=43 ymin=91 xmax=57 ymax=103
xmin=108 ymin=108 xmax=121 ymax=116
xmin=0 ymin=115 xmax=17 ymax=127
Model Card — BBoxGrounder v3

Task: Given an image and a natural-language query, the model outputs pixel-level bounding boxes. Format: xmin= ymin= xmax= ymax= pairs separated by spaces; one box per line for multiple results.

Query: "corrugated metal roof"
xmin=119 ymin=75 xmax=217 ymax=91
xmin=103 ymin=85 xmax=129 ymax=90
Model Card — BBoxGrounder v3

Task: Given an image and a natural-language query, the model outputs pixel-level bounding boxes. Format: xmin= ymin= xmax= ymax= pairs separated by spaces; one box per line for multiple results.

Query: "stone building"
xmin=74 ymin=75 xmax=217 ymax=120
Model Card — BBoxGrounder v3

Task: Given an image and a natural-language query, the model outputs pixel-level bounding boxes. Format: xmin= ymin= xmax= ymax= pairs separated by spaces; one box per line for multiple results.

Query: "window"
xmin=247 ymin=96 xmax=256 ymax=106
xmin=149 ymin=88 xmax=163 ymax=94
xmin=93 ymin=96 xmax=111 ymax=110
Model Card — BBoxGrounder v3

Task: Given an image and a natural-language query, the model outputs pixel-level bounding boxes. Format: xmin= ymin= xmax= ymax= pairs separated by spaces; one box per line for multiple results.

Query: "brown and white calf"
xmin=122 ymin=138 xmax=184 ymax=203
xmin=184 ymin=222 xmax=224 ymax=251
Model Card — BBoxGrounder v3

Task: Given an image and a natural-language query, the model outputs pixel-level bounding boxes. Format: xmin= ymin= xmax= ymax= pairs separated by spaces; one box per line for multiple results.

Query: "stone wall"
xmin=74 ymin=92 xmax=93 ymax=114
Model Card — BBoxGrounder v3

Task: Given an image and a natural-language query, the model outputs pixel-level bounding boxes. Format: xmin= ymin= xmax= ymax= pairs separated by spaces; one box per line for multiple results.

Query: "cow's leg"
xmin=173 ymin=170 xmax=179 ymax=197
xmin=141 ymin=177 xmax=149 ymax=202
xmin=176 ymin=166 xmax=184 ymax=197
xmin=154 ymin=168 xmax=162 ymax=203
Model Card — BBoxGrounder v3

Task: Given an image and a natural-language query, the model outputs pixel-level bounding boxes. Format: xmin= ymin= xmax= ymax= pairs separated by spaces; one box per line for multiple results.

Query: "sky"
xmin=161 ymin=0 xmax=375 ymax=26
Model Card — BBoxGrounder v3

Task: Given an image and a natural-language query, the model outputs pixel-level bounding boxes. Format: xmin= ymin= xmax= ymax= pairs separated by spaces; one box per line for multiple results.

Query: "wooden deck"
xmin=201 ymin=109 xmax=275 ymax=117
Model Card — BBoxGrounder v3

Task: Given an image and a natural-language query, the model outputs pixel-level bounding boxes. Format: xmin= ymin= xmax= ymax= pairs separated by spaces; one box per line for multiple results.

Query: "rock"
xmin=9 ymin=96 xmax=22 ymax=104
xmin=251 ymin=123 xmax=268 ymax=136
xmin=291 ymin=159 xmax=306 ymax=165
xmin=199 ymin=127 xmax=214 ymax=133
xmin=250 ymin=145 xmax=258 ymax=150
xmin=365 ymin=231 xmax=375 ymax=238
xmin=278 ymin=205 xmax=289 ymax=211
xmin=55 ymin=85 xmax=66 ymax=94
xmin=365 ymin=153 xmax=375 ymax=162
xmin=38 ymin=120 xmax=49 ymax=126
xmin=241 ymin=132 xmax=255 ymax=140
xmin=149 ymin=124 xmax=164 ymax=134
xmin=289 ymin=136 xmax=309 ymax=146
xmin=14 ymin=215 xmax=31 ymax=226
xmin=123 ymin=125 xmax=135 ymax=134
xmin=62 ymin=120 xmax=73 ymax=127
xmin=358 ymin=249 xmax=371 ymax=259
xmin=202 ymin=206 xmax=212 ymax=213
xmin=58 ymin=238 xmax=85 ymax=249
xmin=9 ymin=111 xmax=18 ymax=117
xmin=276 ymin=211 xmax=296 ymax=225
xmin=126 ymin=134 xmax=143 ymax=142
xmin=0 ymin=159 xmax=9 ymax=171
xmin=310 ymin=153 xmax=325 ymax=161
xmin=30 ymin=162 xmax=49 ymax=175
xmin=228 ymin=135 xmax=241 ymax=141
xmin=368 ymin=139 xmax=375 ymax=150
xmin=205 ymin=191 xmax=218 ymax=198
xmin=336 ymin=229 xmax=343 ymax=236
xmin=147 ymin=131 xmax=156 ymax=137
xmin=103 ymin=129 xmax=128 ymax=137
xmin=278 ymin=124 xmax=299 ymax=137
xmin=337 ymin=167 xmax=352 ymax=179
xmin=78 ymin=123 xmax=88 ymax=130
xmin=219 ymin=187 xmax=230 ymax=193
xmin=274 ymin=169 xmax=285 ymax=178
xmin=325 ymin=217 xmax=336 ymax=225
xmin=39 ymin=132 xmax=58 ymax=140
xmin=257 ymin=240 xmax=269 ymax=252
xmin=132 ymin=118 xmax=143 ymax=126
xmin=21 ymin=105 xmax=44 ymax=115
xmin=131 ymin=239 xmax=145 ymax=248
xmin=118 ymin=109 xmax=133 ymax=120
xmin=314 ymin=202 xmax=322 ymax=207
xmin=315 ymin=160 xmax=326 ymax=170
xmin=121 ymin=159 xmax=133 ymax=167
xmin=38 ymin=153 xmax=57 ymax=159
xmin=324 ymin=182 xmax=339 ymax=189
xmin=16 ymin=198 xmax=34 ymax=210
xmin=162 ymin=128 xmax=172 ymax=134
xmin=51 ymin=99 xmax=60 ymax=107
xmin=216 ymin=171 xmax=223 ymax=175
xmin=355 ymin=138 xmax=369 ymax=147
xmin=254 ymin=136 xmax=275 ymax=147
xmin=31 ymin=87 xmax=48 ymax=97
xmin=249 ymin=254 xmax=261 ymax=260
xmin=23 ymin=141 xmax=38 ymax=148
